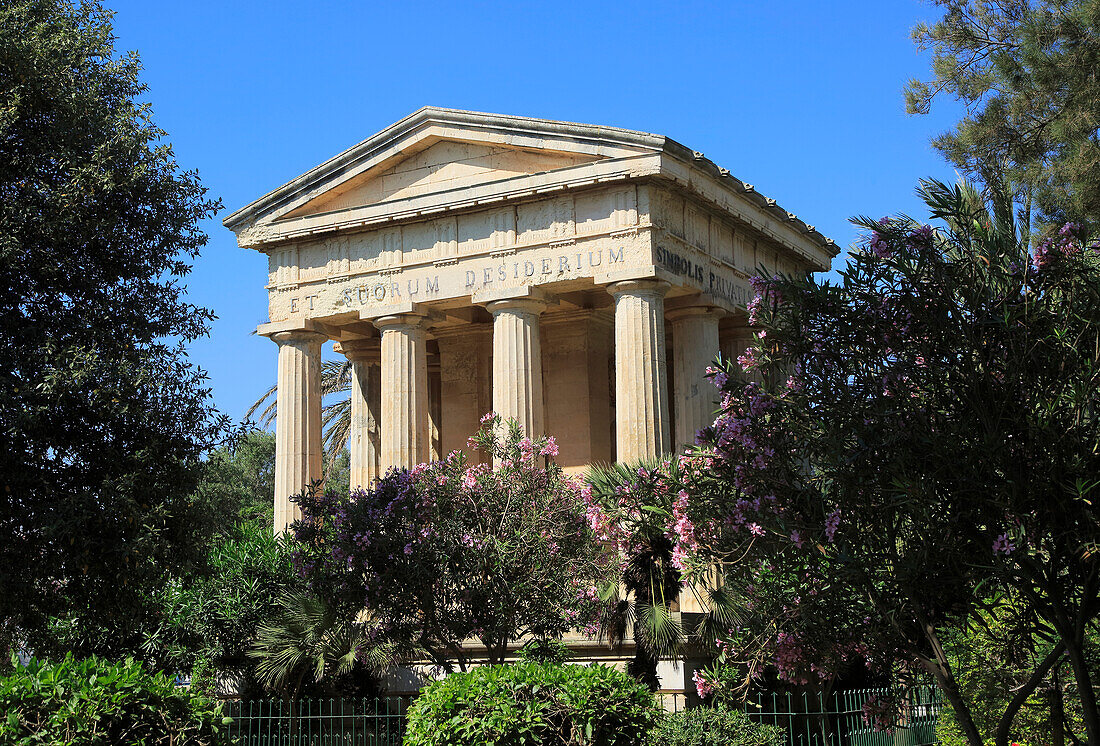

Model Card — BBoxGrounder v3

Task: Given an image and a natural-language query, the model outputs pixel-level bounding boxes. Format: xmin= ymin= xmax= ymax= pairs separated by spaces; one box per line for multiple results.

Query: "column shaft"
xmin=670 ymin=308 xmax=722 ymax=451
xmin=609 ymin=280 xmax=671 ymax=462
xmin=272 ymin=330 xmax=326 ymax=534
xmin=349 ymin=356 xmax=381 ymax=489
xmin=377 ymin=315 xmax=429 ymax=470
xmin=437 ymin=327 xmax=493 ymax=461
xmin=488 ymin=298 xmax=547 ymax=437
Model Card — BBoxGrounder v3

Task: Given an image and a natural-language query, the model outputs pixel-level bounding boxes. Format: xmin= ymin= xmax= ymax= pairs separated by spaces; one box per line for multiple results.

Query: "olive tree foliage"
xmin=907 ymin=0 xmax=1100 ymax=238
xmin=672 ymin=181 xmax=1100 ymax=746
xmin=0 ymin=0 xmax=223 ymax=653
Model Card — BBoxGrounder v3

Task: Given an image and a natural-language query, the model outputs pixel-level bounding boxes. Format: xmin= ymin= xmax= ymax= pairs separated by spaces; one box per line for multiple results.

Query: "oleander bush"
xmin=404 ymin=661 xmax=660 ymax=745
xmin=650 ymin=704 xmax=781 ymax=746
xmin=0 ymin=654 xmax=232 ymax=745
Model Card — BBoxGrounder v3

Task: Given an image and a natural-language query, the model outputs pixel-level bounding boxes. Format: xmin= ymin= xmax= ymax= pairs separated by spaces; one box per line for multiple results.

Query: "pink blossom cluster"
xmin=1034 ymin=222 xmax=1086 ymax=270
xmin=692 ymin=669 xmax=715 ymax=700
xmin=861 ymin=694 xmax=898 ymax=733
xmin=992 ymin=532 xmax=1015 ymax=556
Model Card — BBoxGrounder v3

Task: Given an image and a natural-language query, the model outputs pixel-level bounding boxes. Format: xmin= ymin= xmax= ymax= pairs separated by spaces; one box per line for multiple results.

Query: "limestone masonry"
xmin=224 ymin=107 xmax=838 ymax=536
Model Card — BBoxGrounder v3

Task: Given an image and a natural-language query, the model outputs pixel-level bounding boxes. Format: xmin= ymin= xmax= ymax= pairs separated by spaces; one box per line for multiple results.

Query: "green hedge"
xmin=650 ymin=704 xmax=782 ymax=746
xmin=0 ymin=654 xmax=231 ymax=745
xmin=405 ymin=661 xmax=660 ymax=745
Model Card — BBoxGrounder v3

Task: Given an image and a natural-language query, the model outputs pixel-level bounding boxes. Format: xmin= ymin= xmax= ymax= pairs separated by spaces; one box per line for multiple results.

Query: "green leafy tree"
xmin=0 ymin=0 xmax=223 ymax=655
xmin=668 ymin=181 xmax=1100 ymax=746
xmin=907 ymin=0 xmax=1100 ymax=237
xmin=198 ymin=430 xmax=277 ymax=528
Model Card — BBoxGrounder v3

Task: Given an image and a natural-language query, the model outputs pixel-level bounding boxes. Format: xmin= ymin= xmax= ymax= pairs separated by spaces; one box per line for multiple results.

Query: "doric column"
xmin=270 ymin=329 xmax=326 ymax=534
xmin=334 ymin=339 xmax=381 ymax=491
xmin=486 ymin=297 xmax=547 ymax=438
xmin=375 ymin=313 xmax=429 ymax=471
xmin=607 ymin=279 xmax=671 ymax=462
xmin=436 ymin=326 xmax=493 ymax=461
xmin=668 ymin=306 xmax=722 ymax=451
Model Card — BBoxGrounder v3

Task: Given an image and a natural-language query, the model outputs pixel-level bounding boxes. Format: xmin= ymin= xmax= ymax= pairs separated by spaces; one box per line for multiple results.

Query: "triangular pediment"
xmin=282 ymin=138 xmax=603 ymax=220
xmin=224 ymin=107 xmax=668 ymax=239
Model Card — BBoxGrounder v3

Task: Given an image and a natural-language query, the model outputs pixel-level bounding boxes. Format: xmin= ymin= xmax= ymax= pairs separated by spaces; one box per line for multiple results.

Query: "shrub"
xmin=0 ymin=654 xmax=231 ymax=745
xmin=405 ymin=661 xmax=660 ymax=745
xmin=650 ymin=705 xmax=781 ymax=746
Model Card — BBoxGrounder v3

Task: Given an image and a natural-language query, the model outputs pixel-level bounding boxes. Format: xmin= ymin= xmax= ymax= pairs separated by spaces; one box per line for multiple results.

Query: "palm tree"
xmin=246 ymin=360 xmax=354 ymax=463
xmin=587 ymin=458 xmax=745 ymax=691
xmin=248 ymin=591 xmax=399 ymax=702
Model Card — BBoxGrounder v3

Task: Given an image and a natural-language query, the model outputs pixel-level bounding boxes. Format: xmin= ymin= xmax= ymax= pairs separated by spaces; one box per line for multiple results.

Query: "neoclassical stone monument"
xmin=224 ymin=107 xmax=837 ymax=535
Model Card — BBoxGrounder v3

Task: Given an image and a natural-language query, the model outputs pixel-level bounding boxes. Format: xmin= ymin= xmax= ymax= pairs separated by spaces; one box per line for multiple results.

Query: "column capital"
xmin=606 ymin=278 xmax=671 ymax=300
xmin=485 ymin=296 xmax=548 ymax=317
xmin=258 ymin=318 xmax=327 ymax=344
xmin=270 ymin=329 xmax=328 ymax=347
xmin=372 ymin=312 xmax=429 ymax=333
xmin=666 ymin=304 xmax=725 ymax=323
xmin=473 ymin=284 xmax=549 ymax=309
xmin=333 ymin=339 xmax=380 ymax=364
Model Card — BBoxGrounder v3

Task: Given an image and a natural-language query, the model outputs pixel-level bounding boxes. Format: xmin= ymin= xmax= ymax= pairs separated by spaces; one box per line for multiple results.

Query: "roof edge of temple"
xmin=223 ymin=107 xmax=839 ymax=259
xmin=222 ymin=106 xmax=668 ymax=232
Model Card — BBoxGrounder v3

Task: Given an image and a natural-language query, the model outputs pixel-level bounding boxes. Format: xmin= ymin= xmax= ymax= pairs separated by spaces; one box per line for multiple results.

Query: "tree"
xmin=669 ymin=181 xmax=1100 ymax=746
xmin=290 ymin=418 xmax=613 ymax=670
xmin=907 ymin=0 xmax=1100 ymax=237
xmin=197 ymin=430 xmax=277 ymax=529
xmin=0 ymin=0 xmax=223 ymax=653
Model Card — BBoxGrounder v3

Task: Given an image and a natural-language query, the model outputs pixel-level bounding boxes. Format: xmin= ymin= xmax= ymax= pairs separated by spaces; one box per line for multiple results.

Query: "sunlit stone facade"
xmin=225 ymin=107 xmax=837 ymax=698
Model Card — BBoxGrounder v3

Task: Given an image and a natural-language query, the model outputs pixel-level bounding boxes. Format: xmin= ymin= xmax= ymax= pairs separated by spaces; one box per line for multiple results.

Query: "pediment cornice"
xmin=225 ymin=107 xmax=838 ymax=265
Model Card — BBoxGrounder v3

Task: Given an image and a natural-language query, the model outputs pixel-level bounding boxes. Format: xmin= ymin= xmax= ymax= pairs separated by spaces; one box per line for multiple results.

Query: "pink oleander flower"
xmin=738 ymin=346 xmax=761 ymax=372
xmin=540 ymin=436 xmax=559 ymax=457
xmin=825 ymin=509 xmax=841 ymax=543
xmin=479 ymin=411 xmax=496 ymax=424
xmin=993 ymin=532 xmax=1015 ymax=556
xmin=692 ymin=669 xmax=714 ymax=700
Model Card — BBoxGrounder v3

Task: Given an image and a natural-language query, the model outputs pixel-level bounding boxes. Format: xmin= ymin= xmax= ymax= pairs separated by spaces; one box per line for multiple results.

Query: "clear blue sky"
xmin=107 ymin=0 xmax=963 ymax=425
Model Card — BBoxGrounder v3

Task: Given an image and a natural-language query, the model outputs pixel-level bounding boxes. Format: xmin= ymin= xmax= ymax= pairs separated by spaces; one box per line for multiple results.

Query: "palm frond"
xmin=636 ymin=600 xmax=683 ymax=657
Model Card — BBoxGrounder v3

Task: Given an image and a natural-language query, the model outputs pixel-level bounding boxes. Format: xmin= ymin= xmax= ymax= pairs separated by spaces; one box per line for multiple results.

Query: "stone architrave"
xmin=375 ymin=313 xmax=430 ymax=470
xmin=335 ymin=339 xmax=381 ymax=490
xmin=486 ymin=296 xmax=548 ymax=438
xmin=270 ymin=328 xmax=326 ymax=534
xmin=668 ymin=306 xmax=722 ymax=452
xmin=607 ymin=279 xmax=671 ymax=462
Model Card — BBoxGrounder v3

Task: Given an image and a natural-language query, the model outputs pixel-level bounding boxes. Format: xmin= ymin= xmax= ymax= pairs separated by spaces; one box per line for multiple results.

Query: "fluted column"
xmin=271 ymin=329 xmax=326 ymax=534
xmin=335 ymin=340 xmax=381 ymax=490
xmin=487 ymin=297 xmax=547 ymax=438
xmin=607 ymin=279 xmax=671 ymax=462
xmin=668 ymin=306 xmax=722 ymax=451
xmin=375 ymin=314 xmax=429 ymax=470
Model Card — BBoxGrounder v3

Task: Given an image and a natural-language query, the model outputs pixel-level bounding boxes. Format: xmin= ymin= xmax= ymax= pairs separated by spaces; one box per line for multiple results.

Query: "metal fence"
xmin=222 ymin=687 xmax=938 ymax=746
xmin=222 ymin=697 xmax=411 ymax=746
xmin=745 ymin=686 xmax=941 ymax=746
